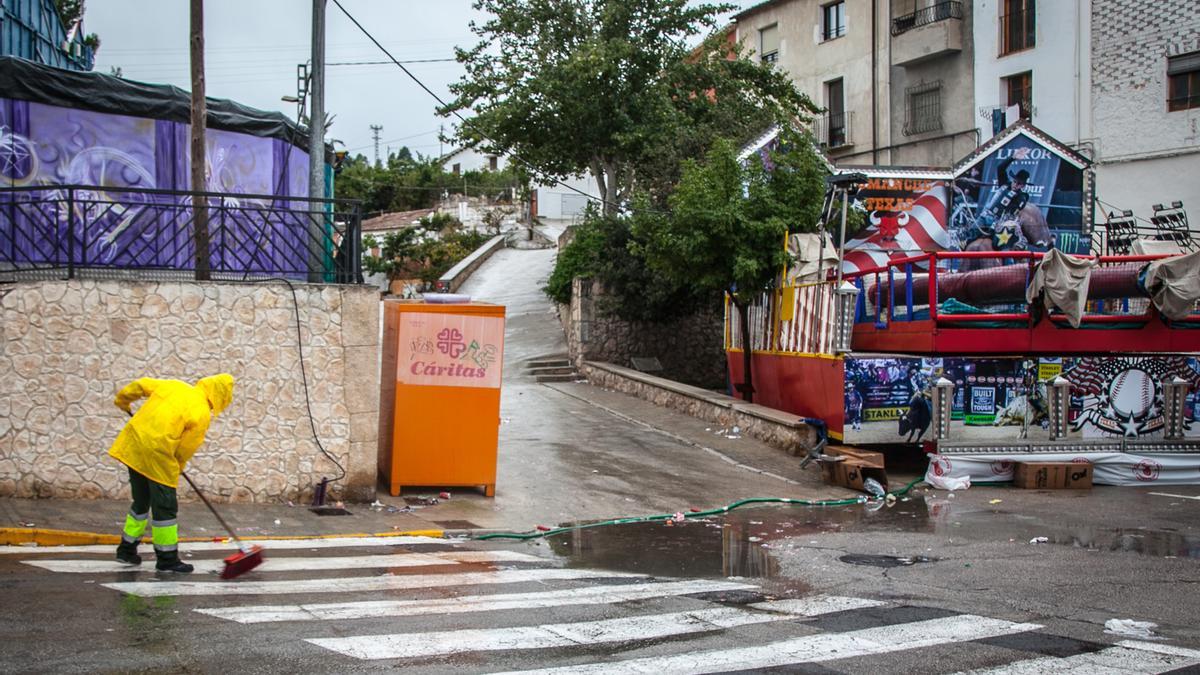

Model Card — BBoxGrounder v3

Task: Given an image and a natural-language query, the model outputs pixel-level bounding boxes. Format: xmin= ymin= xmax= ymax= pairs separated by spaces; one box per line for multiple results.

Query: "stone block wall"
xmin=562 ymin=277 xmax=728 ymax=390
xmin=0 ymin=279 xmax=380 ymax=503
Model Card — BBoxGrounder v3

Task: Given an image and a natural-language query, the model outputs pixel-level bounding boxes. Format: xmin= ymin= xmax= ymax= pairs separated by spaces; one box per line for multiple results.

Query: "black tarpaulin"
xmin=0 ymin=56 xmax=312 ymax=150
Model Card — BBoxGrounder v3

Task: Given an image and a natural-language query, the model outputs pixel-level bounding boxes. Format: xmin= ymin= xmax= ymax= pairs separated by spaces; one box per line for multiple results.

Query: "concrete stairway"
xmin=527 ymin=356 xmax=580 ymax=383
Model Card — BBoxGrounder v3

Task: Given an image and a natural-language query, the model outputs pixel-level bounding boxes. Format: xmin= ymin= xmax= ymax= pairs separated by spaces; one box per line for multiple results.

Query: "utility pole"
xmin=189 ymin=0 xmax=210 ymax=281
xmin=307 ymin=0 xmax=326 ymax=281
xmin=439 ymin=123 xmax=443 ymax=159
xmin=370 ymin=124 xmax=383 ymax=167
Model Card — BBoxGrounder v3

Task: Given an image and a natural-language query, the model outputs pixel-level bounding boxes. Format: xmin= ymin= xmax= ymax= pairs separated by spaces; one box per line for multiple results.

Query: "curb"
xmin=0 ymin=527 xmax=445 ymax=547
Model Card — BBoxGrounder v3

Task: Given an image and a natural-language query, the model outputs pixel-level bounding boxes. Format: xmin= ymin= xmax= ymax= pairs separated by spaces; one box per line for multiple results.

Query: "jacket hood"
xmin=196 ymin=374 xmax=235 ymax=415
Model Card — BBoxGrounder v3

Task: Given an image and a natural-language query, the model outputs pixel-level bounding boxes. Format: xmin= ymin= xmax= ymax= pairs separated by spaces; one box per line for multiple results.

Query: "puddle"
xmin=1031 ymin=528 xmax=1200 ymax=558
xmin=839 ymin=554 xmax=936 ymax=568
xmin=543 ymin=501 xmax=934 ymax=581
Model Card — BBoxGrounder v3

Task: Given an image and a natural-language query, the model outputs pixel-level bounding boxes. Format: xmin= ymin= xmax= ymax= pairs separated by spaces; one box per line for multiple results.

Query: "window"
xmin=822 ymin=2 xmax=846 ymax=41
xmin=1168 ymin=51 xmax=1200 ymax=112
xmin=488 ymin=155 xmax=498 ymax=171
xmin=759 ymin=24 xmax=779 ymax=64
xmin=904 ymin=81 xmax=943 ymax=135
xmin=825 ymin=78 xmax=847 ymax=147
xmin=1000 ymin=0 xmax=1035 ymax=55
xmin=1004 ymin=71 xmax=1033 ymax=120
xmin=452 ymin=163 xmax=461 ymax=176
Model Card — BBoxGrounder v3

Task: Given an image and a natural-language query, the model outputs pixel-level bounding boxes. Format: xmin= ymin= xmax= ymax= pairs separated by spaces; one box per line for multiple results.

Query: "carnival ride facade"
xmin=726 ymin=120 xmax=1200 ymax=486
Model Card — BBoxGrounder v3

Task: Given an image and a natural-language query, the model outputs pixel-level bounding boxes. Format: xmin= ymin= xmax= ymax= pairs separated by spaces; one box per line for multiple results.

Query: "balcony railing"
xmin=892 ymin=1 xmax=963 ymax=36
xmin=0 ymin=185 xmax=363 ymax=283
xmin=999 ymin=8 xmax=1035 ymax=55
xmin=815 ymin=111 xmax=853 ymax=149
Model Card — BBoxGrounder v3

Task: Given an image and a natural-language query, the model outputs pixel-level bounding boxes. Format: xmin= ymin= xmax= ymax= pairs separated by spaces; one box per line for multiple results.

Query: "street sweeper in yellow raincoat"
xmin=108 ymin=374 xmax=234 ymax=573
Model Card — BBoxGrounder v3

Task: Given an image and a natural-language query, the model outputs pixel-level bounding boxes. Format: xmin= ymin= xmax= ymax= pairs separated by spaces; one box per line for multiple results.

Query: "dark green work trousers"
xmin=119 ymin=468 xmax=181 ymax=564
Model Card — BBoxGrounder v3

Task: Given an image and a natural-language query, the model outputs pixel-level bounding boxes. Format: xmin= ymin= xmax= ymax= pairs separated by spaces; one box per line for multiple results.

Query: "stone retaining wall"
xmin=580 ymin=361 xmax=817 ymax=454
xmin=0 ymin=279 xmax=379 ymax=503
xmin=562 ymin=277 xmax=727 ymax=389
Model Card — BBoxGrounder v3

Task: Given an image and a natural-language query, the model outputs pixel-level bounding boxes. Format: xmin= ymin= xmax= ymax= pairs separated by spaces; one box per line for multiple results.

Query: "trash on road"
xmin=1104 ymin=619 xmax=1162 ymax=640
xmin=989 ymin=499 xmax=1003 ymax=504
xmin=927 ymin=473 xmax=971 ymax=491
xmin=1029 ymin=536 xmax=1050 ymax=544
xmin=863 ymin=478 xmax=886 ymax=499
xmin=439 ymin=491 xmax=451 ymax=500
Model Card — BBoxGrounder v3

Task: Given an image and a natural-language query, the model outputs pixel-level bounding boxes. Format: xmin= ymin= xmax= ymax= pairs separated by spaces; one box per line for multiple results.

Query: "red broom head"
xmin=220 ymin=545 xmax=264 ymax=580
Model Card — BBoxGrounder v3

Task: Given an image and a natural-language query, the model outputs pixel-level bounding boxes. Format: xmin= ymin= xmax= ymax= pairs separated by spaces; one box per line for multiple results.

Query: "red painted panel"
xmin=727 ymin=352 xmax=845 ymax=436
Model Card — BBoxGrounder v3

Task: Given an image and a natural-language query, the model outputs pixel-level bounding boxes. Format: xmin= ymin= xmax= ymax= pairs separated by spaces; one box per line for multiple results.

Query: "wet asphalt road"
xmin=3 ymin=490 xmax=1199 ymax=673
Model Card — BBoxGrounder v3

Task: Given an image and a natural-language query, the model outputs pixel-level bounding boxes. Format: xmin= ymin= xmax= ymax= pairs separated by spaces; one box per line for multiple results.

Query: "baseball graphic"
xmin=1108 ymin=369 xmax=1154 ymax=420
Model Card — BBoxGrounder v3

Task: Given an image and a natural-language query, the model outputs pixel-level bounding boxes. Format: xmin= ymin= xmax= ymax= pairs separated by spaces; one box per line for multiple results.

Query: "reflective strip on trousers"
xmin=151 ymin=522 xmax=179 ymax=547
xmin=122 ymin=512 xmax=149 ymax=542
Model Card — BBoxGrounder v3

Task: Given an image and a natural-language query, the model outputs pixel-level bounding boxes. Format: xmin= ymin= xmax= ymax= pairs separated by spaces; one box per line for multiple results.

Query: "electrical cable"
xmin=473 ymin=478 xmax=925 ymax=541
xmin=245 ymin=277 xmax=348 ymax=485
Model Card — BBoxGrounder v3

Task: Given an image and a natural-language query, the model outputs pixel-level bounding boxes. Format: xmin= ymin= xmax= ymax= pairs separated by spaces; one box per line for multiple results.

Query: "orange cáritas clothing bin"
xmin=378 ymin=299 xmax=505 ymax=497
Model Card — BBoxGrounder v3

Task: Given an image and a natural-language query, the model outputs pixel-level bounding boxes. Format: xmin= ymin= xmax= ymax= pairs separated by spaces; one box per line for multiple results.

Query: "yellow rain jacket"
xmin=108 ymin=374 xmax=235 ymax=488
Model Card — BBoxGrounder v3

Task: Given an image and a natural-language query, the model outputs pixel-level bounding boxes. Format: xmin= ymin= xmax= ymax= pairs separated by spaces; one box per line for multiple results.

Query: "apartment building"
xmin=1089 ymin=0 xmax=1199 ymax=222
xmin=733 ymin=0 xmax=976 ymax=167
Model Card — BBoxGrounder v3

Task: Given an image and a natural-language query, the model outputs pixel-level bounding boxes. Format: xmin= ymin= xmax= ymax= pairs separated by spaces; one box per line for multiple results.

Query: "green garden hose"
xmin=473 ymin=478 xmax=925 ymax=541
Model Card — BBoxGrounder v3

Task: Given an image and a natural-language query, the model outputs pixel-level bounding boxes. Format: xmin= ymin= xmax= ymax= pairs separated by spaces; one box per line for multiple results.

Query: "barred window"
xmin=904 ymin=81 xmax=943 ymax=135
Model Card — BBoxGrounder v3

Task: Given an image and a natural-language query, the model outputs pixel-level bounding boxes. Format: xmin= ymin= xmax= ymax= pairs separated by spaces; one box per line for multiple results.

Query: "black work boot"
xmin=155 ymin=560 xmax=195 ymax=573
xmin=115 ymin=541 xmax=142 ymax=566
xmin=155 ymin=550 xmax=194 ymax=573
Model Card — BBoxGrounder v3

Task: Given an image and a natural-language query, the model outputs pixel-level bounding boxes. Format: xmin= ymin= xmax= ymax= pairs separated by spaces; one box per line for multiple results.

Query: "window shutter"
xmin=760 ymin=24 xmax=780 ymax=55
xmin=1167 ymin=51 xmax=1200 ymax=76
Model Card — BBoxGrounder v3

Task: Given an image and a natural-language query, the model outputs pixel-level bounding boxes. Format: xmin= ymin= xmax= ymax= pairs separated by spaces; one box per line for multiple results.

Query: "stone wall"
xmin=0 ymin=279 xmax=380 ymax=503
xmin=561 ymin=277 xmax=727 ymax=390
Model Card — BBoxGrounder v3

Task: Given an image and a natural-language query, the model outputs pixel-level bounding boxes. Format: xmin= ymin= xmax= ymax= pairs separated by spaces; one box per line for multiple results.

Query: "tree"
xmin=635 ymin=131 xmax=827 ymax=403
xmin=442 ymin=0 xmax=816 ymax=216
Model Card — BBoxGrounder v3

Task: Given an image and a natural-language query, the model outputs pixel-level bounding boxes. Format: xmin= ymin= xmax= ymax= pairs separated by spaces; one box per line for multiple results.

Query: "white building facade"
xmin=440 ymin=146 xmax=600 ymax=221
xmin=973 ymin=0 xmax=1199 ymax=224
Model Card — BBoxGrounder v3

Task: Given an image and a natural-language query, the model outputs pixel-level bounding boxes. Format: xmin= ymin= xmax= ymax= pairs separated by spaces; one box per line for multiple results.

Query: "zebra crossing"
xmin=11 ymin=536 xmax=1200 ymax=673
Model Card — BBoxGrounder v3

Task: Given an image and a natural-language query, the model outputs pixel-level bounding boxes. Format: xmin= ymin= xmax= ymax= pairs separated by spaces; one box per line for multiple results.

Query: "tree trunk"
xmin=734 ymin=295 xmax=755 ymax=404
xmin=602 ymin=160 xmax=619 ymax=217
xmin=589 ymin=158 xmax=608 ymax=216
xmin=189 ymin=0 xmax=210 ymax=281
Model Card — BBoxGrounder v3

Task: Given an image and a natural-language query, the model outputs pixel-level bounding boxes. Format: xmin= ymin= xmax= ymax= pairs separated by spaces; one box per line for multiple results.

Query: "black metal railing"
xmin=0 ymin=185 xmax=362 ymax=283
xmin=999 ymin=7 xmax=1035 ymax=55
xmin=814 ymin=111 xmax=853 ymax=149
xmin=892 ymin=1 xmax=963 ymax=36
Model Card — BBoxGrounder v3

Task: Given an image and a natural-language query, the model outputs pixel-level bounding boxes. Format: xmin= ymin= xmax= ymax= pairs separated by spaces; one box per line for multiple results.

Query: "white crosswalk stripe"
xmin=305 ymin=597 xmax=885 ymax=660
xmin=23 ymin=550 xmax=541 ymax=574
xmin=102 ymin=567 xmax=644 ymax=597
xmin=957 ymin=639 xmax=1200 ymax=674
xmin=494 ymin=615 xmax=1045 ymax=674
xmin=196 ymin=579 xmax=762 ymax=623
xmin=16 ymin=539 xmax=1196 ymax=673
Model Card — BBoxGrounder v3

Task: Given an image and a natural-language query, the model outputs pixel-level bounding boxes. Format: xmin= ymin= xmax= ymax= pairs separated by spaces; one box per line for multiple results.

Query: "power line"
xmin=330 ymin=0 xmax=618 ymax=213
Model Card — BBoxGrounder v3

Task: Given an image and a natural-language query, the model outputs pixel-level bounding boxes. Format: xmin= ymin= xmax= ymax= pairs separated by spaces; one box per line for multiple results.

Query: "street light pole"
xmin=308 ymin=0 xmax=326 ymax=281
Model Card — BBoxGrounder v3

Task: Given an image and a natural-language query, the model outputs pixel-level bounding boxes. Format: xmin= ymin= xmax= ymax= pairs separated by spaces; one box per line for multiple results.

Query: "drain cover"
xmin=309 ymin=506 xmax=353 ymax=516
xmin=839 ymin=554 xmax=935 ymax=568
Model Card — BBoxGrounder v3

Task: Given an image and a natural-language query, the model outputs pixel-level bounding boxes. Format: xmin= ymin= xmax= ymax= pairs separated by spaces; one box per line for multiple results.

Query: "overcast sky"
xmin=88 ymin=1 xmax=755 ymax=162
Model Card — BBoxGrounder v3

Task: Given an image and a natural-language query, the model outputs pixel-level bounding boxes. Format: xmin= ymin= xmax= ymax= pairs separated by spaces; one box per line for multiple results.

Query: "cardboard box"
xmin=1013 ymin=462 xmax=1093 ymax=490
xmin=820 ymin=446 xmax=887 ymax=493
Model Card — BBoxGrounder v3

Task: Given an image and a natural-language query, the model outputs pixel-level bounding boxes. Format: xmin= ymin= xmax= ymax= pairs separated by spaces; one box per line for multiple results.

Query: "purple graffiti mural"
xmin=0 ymin=97 xmax=313 ymax=274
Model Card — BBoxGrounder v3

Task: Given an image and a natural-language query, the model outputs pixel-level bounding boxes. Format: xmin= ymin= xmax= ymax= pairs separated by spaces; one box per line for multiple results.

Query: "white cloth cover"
xmin=926 ymin=452 xmax=1200 ymax=487
xmin=1142 ymin=250 xmax=1200 ymax=320
xmin=786 ymin=232 xmax=840 ymax=284
xmin=1026 ymin=249 xmax=1097 ymax=328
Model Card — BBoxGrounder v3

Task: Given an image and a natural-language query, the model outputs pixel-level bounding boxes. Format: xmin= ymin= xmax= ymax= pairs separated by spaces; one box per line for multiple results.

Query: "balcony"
xmin=814 ymin=111 xmax=854 ymax=150
xmin=891 ymin=1 xmax=963 ymax=67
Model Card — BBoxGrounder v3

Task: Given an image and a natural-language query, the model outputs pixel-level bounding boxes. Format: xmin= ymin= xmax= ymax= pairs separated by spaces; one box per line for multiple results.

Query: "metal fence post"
xmin=66 ymin=187 xmax=75 ymax=279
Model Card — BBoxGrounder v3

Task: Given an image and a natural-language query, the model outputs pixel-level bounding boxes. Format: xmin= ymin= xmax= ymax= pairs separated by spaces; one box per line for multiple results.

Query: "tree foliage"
xmin=334 ymin=149 xmax=520 ymax=216
xmin=442 ymin=0 xmax=817 ymax=214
